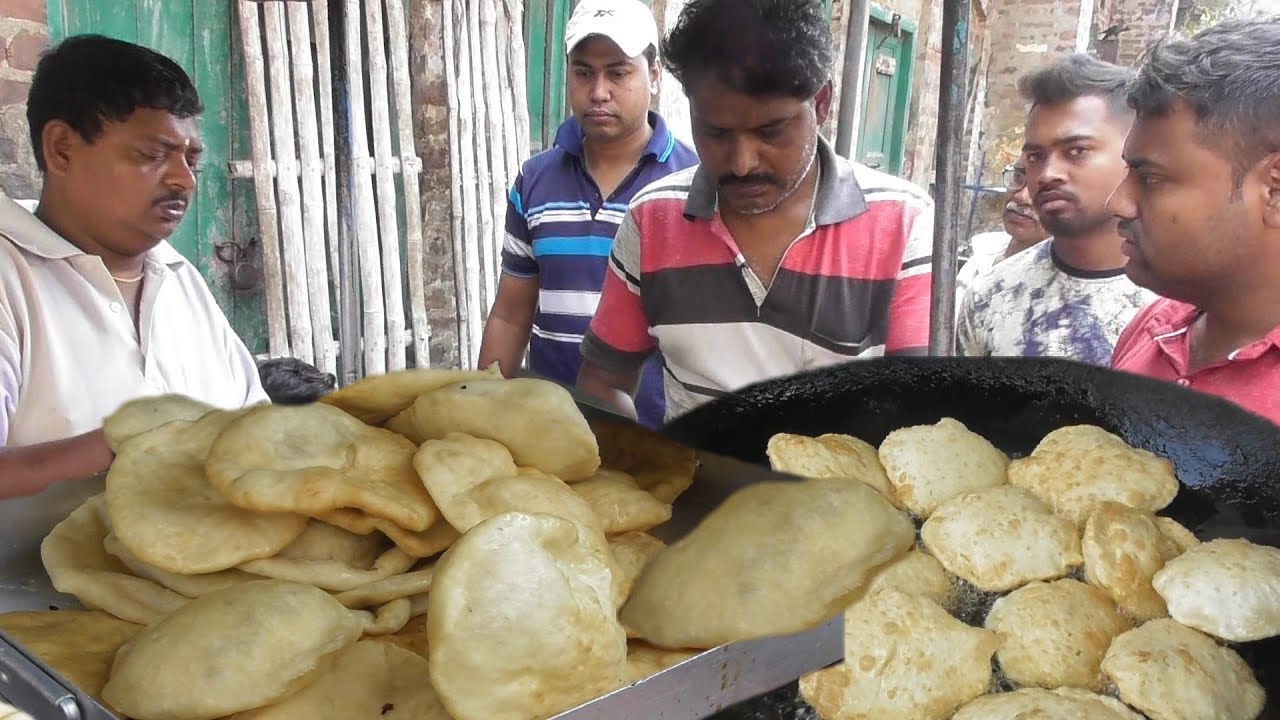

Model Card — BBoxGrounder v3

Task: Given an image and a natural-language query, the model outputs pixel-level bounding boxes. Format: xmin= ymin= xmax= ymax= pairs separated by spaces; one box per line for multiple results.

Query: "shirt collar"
xmin=0 ymin=194 xmax=187 ymax=268
xmin=682 ymin=135 xmax=868 ymax=225
xmin=1147 ymin=299 xmax=1280 ymax=362
xmin=554 ymin=111 xmax=677 ymax=163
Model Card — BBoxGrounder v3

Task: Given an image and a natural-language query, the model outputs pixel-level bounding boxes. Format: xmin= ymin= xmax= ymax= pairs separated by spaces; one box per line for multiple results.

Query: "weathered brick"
xmin=0 ymin=0 xmax=45 ymax=23
xmin=0 ymin=77 xmax=27 ymax=105
xmin=7 ymin=30 xmax=49 ymax=72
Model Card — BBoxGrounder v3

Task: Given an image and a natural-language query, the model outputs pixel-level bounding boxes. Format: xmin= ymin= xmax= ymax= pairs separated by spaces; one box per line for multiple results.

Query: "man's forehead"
xmin=1024 ymin=96 xmax=1125 ymax=144
xmin=1125 ymin=111 xmax=1190 ymax=157
xmin=108 ymin=108 xmax=202 ymax=144
xmin=689 ymin=83 xmax=806 ymax=126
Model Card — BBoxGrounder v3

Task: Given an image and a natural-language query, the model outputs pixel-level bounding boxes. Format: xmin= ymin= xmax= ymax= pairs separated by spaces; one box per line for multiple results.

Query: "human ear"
xmin=40 ymin=120 xmax=79 ymax=176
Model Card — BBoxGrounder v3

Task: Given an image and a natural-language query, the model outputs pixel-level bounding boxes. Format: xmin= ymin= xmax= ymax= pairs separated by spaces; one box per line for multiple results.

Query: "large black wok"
xmin=662 ymin=357 xmax=1280 ymax=720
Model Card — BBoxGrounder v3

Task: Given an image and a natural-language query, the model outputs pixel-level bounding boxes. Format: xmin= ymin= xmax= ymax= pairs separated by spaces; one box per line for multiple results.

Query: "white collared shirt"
xmin=0 ymin=195 xmax=268 ymax=448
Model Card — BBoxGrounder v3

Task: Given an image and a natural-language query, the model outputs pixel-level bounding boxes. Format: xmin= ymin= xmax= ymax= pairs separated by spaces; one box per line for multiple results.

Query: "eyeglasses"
xmin=1002 ymin=165 xmax=1028 ymax=192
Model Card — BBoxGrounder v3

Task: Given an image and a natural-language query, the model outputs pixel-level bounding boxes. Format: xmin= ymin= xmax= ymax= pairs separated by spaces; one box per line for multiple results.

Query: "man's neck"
xmin=1192 ymin=280 xmax=1280 ymax=370
xmin=1050 ymin=221 xmax=1127 ymax=273
xmin=582 ymin=121 xmax=653 ymax=177
xmin=35 ymin=191 xmax=147 ymax=277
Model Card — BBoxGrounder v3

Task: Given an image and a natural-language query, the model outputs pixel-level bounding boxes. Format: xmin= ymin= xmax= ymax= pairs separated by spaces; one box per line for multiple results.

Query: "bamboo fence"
xmin=233 ymin=0 xmax=438 ymax=380
xmin=444 ymin=0 xmax=530 ymax=363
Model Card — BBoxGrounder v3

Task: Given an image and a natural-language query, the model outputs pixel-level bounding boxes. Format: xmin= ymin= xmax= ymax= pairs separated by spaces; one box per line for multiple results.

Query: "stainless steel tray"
xmin=0 ymin=403 xmax=842 ymax=720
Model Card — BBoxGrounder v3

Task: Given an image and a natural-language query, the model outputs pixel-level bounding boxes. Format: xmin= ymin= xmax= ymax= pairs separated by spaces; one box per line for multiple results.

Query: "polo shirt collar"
xmin=554 ymin=111 xmax=677 ymax=163
xmin=0 ymin=194 xmax=186 ymax=268
xmin=1147 ymin=299 xmax=1280 ymax=364
xmin=683 ymin=135 xmax=868 ymax=226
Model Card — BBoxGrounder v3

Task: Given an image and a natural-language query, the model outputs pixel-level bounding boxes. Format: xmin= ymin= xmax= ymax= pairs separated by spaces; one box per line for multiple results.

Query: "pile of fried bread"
xmin=1 ymin=368 xmax=699 ymax=720
xmin=1 ymin=370 xmax=1276 ymax=720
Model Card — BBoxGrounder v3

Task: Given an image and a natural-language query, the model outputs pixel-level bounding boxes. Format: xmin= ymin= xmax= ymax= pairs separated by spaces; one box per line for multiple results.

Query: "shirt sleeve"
xmin=1111 ymin=299 xmax=1158 ymax=369
xmin=0 ymin=324 xmax=19 ymax=447
xmin=885 ymin=197 xmax=933 ymax=356
xmin=500 ymin=173 xmax=538 ymax=278
xmin=580 ymin=209 xmax=655 ymax=373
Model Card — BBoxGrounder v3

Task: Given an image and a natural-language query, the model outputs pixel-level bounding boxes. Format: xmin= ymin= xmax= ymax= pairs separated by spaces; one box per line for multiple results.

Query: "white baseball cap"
xmin=565 ymin=0 xmax=660 ymax=59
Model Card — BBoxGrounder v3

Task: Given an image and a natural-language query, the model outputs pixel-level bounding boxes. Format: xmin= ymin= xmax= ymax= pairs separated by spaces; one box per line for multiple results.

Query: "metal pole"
xmin=834 ymin=0 xmax=871 ymax=159
xmin=927 ymin=0 xmax=970 ymax=356
xmin=329 ymin=0 xmax=361 ymax=385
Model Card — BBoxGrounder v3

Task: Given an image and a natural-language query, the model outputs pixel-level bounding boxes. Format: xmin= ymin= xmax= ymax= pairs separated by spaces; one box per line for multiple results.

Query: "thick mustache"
xmin=1004 ymin=204 xmax=1036 ymax=219
xmin=1117 ymin=219 xmax=1140 ymax=239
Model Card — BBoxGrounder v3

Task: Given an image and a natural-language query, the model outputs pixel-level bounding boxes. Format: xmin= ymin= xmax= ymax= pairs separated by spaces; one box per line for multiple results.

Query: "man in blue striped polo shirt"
xmin=477 ymin=0 xmax=697 ymax=428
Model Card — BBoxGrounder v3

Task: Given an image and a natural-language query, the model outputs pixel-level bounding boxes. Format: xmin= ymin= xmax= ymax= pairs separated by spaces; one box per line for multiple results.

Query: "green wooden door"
xmin=855 ymin=7 xmax=914 ymax=176
xmin=45 ymin=0 xmax=267 ymax=353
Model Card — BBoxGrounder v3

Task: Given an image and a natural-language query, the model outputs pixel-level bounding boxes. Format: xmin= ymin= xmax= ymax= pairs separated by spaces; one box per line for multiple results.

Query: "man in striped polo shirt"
xmin=578 ymin=0 xmax=934 ymax=424
xmin=477 ymin=0 xmax=696 ymax=428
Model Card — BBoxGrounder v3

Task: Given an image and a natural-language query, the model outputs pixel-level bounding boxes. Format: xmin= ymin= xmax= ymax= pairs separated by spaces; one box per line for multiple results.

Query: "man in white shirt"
xmin=955 ymin=162 xmax=1048 ymax=304
xmin=0 ymin=35 xmax=267 ymax=500
xmin=957 ymin=55 xmax=1156 ymax=364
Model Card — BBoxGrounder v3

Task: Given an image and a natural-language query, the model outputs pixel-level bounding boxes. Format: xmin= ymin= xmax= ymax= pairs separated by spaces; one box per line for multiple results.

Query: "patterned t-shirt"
xmin=956 ymin=239 xmax=1158 ymax=364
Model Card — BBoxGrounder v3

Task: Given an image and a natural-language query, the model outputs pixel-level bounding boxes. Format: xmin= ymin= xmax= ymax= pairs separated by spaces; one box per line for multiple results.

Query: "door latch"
xmin=213 ymin=237 xmax=263 ymax=292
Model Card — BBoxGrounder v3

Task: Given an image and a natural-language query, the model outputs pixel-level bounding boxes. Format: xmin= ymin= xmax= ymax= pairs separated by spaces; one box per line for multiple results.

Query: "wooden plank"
xmin=442 ymin=0 xmax=474 ymax=365
xmin=466 ymin=0 xmax=498 ymax=312
xmin=479 ymin=0 xmax=509 ymax=304
xmin=502 ymin=0 xmax=532 ymax=164
xmin=187 ymin=0 xmax=239 ymax=323
xmin=342 ymin=0 xmax=389 ymax=375
xmin=310 ymin=0 xmax=343 ymax=326
xmin=362 ymin=0 xmax=408 ymax=372
xmin=546 ymin=0 xmax=571 ymax=138
xmin=45 ymin=0 xmax=66 ymax=43
xmin=286 ymin=2 xmax=338 ymax=374
xmin=235 ymin=0 xmax=291 ymax=357
xmin=524 ymin=0 xmax=549 ymax=150
xmin=384 ymin=0 xmax=432 ymax=368
xmin=262 ymin=3 xmax=317 ymax=365
xmin=451 ymin=0 xmax=484 ymax=359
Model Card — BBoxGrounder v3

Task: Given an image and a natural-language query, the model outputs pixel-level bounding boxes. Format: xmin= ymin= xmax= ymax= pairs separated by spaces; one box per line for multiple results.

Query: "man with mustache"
xmin=477 ymin=0 xmax=696 ymax=429
xmin=956 ymin=162 xmax=1049 ymax=306
xmin=1109 ymin=18 xmax=1280 ymax=425
xmin=0 ymin=35 xmax=266 ymax=498
xmin=577 ymin=0 xmax=933 ymax=424
xmin=956 ymin=55 xmax=1156 ymax=363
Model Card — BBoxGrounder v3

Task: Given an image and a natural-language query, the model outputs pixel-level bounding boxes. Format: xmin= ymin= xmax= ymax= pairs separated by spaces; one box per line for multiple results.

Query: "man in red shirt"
xmin=1108 ymin=17 xmax=1280 ymax=425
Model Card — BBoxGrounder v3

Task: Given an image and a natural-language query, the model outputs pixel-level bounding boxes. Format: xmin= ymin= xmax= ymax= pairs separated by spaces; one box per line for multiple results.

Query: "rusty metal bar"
xmin=834 ymin=0 xmax=871 ymax=158
xmin=928 ymin=0 xmax=970 ymax=356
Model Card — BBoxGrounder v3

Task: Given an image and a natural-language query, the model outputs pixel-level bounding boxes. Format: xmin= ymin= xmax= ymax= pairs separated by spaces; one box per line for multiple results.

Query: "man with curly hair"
xmin=1109 ymin=17 xmax=1280 ymax=425
xmin=577 ymin=0 xmax=934 ymax=424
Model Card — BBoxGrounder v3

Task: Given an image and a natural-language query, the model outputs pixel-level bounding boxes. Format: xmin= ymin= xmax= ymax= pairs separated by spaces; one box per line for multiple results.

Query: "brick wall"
xmin=0 ymin=0 xmax=49 ymax=200
xmin=967 ymin=0 xmax=1086 ymax=231
xmin=1094 ymin=0 xmax=1178 ymax=66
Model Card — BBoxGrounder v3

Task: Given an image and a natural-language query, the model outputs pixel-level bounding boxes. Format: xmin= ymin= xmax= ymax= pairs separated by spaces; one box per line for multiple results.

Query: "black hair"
xmin=663 ymin=0 xmax=833 ymax=98
xmin=257 ymin=357 xmax=338 ymax=405
xmin=643 ymin=45 xmax=657 ymax=70
xmin=1017 ymin=53 xmax=1134 ymax=117
xmin=1128 ymin=16 xmax=1280 ymax=183
xmin=27 ymin=34 xmax=203 ymax=171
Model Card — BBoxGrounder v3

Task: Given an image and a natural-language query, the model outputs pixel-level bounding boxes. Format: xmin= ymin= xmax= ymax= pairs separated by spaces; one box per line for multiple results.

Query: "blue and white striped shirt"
xmin=501 ymin=112 xmax=697 ymax=428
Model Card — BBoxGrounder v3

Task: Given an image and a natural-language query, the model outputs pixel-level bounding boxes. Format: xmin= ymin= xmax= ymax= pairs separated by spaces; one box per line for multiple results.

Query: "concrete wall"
xmin=0 ymin=0 xmax=48 ymax=200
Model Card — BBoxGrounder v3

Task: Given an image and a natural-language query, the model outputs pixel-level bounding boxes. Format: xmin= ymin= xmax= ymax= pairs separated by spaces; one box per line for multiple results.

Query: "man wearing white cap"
xmin=477 ymin=0 xmax=697 ymax=429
